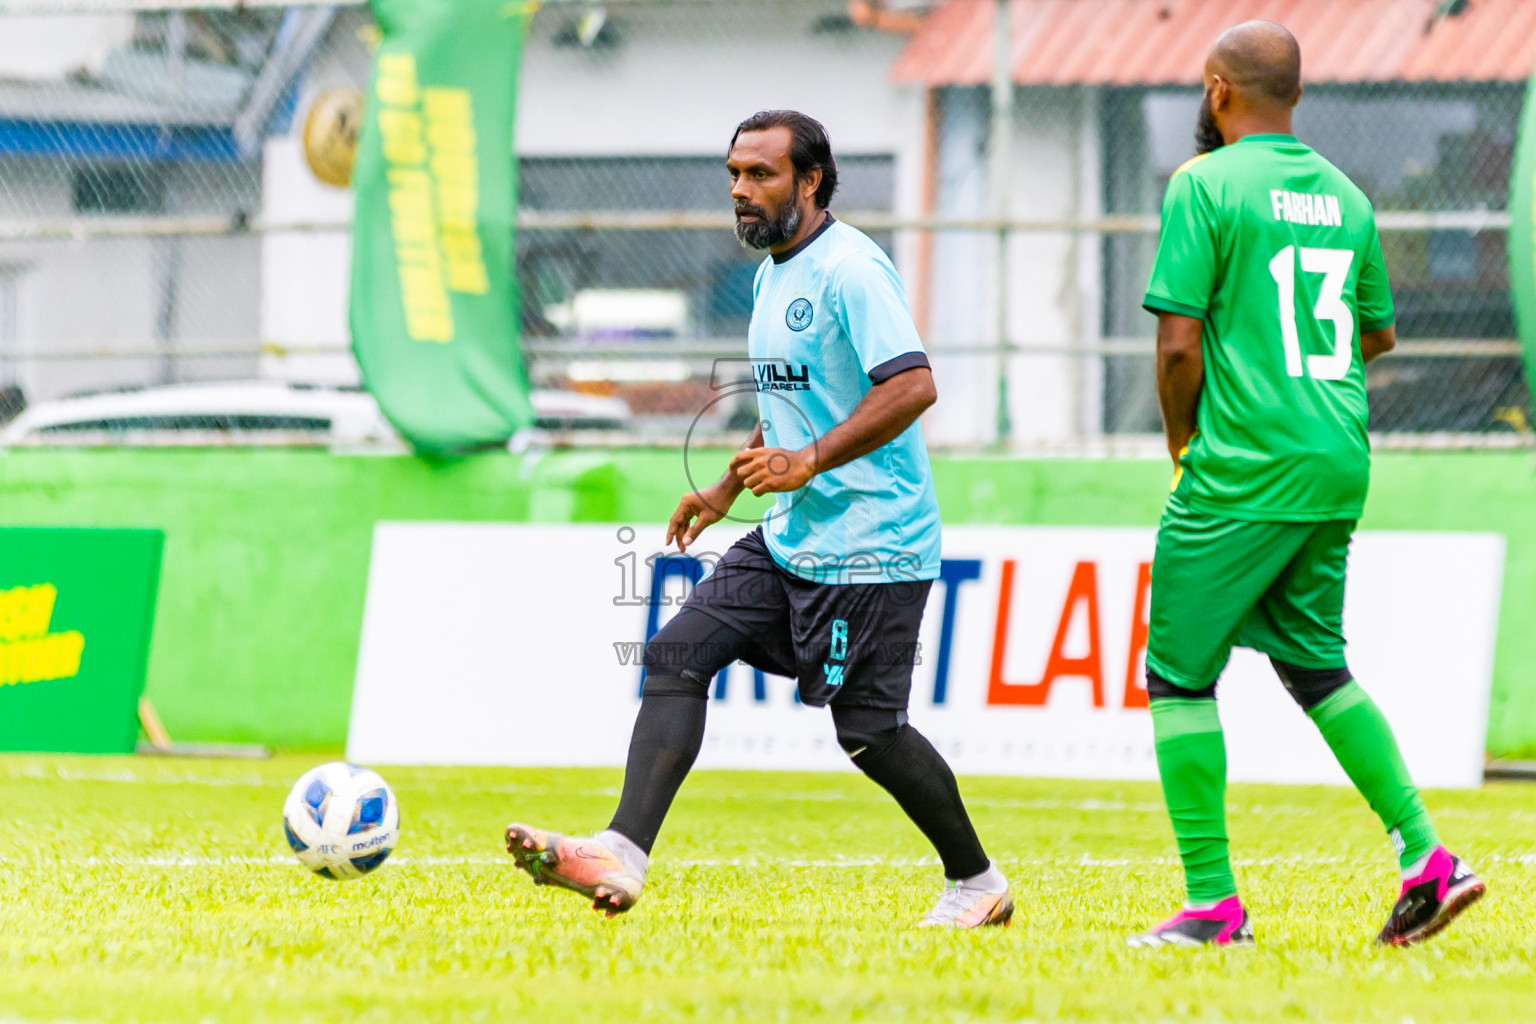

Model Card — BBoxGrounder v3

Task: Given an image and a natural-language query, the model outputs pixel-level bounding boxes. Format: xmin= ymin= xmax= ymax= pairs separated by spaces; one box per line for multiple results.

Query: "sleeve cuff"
xmin=868 ymin=351 xmax=931 ymax=383
xmin=1361 ymin=315 xmax=1395 ymax=332
xmin=1143 ymin=295 xmax=1208 ymax=320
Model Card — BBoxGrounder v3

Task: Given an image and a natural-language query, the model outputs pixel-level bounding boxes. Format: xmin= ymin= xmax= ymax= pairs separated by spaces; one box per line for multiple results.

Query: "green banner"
xmin=1508 ymin=73 xmax=1536 ymax=404
xmin=351 ymin=0 xmax=535 ymax=454
xmin=0 ymin=529 xmax=162 ymax=753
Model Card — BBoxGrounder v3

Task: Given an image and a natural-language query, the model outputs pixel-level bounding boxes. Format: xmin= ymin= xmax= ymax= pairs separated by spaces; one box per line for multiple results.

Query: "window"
xmin=71 ymin=166 xmax=166 ymax=214
xmin=39 ymin=414 xmax=331 ymax=432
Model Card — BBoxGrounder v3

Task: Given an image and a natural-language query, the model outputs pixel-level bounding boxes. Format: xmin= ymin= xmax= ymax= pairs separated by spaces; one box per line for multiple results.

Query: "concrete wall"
xmin=925 ymin=85 xmax=1105 ymax=446
xmin=518 ymin=5 xmax=920 ymax=160
xmin=0 ymin=159 xmax=261 ymax=401
xmin=0 ymin=15 xmax=133 ymax=81
xmin=259 ymin=135 xmax=356 ymax=387
xmin=258 ymin=12 xmax=369 ymax=387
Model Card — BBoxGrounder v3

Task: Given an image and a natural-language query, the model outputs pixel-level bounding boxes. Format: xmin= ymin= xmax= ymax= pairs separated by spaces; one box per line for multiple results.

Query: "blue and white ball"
xmin=282 ymin=762 xmax=399 ymax=880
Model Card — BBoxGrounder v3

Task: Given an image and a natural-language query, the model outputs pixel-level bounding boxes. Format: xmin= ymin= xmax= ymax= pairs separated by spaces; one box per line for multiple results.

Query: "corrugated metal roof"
xmin=892 ymin=0 xmax=1536 ymax=86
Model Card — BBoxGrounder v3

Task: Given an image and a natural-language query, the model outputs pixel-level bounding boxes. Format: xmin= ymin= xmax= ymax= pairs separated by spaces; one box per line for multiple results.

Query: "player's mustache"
xmin=735 ymin=203 xmax=769 ymax=220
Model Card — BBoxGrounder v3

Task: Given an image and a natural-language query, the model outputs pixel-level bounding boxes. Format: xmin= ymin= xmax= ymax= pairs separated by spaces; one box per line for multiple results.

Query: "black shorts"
xmin=680 ymin=528 xmax=931 ymax=709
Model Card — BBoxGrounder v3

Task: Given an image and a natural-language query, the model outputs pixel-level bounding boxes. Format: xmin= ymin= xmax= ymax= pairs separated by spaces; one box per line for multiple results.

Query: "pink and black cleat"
xmin=505 ymin=823 xmax=643 ymax=917
xmin=1128 ymin=896 xmax=1254 ymax=947
xmin=1377 ymin=846 xmax=1484 ymax=946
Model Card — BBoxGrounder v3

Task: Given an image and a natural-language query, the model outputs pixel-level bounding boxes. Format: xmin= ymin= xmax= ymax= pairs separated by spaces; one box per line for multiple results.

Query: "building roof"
xmin=891 ymin=0 xmax=1536 ymax=87
xmin=0 ymin=78 xmax=235 ymax=127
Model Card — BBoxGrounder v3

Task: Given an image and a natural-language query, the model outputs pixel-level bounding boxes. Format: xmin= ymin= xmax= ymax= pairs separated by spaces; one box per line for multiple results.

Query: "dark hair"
xmin=730 ymin=109 xmax=839 ymax=209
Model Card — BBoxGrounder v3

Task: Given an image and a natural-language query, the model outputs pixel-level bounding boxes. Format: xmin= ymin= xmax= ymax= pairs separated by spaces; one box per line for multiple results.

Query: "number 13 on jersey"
xmin=1267 ymin=245 xmax=1355 ymax=380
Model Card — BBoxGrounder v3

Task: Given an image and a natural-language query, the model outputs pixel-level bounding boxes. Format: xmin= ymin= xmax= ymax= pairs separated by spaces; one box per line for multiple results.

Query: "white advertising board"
xmin=347 ymin=523 xmax=1503 ymax=787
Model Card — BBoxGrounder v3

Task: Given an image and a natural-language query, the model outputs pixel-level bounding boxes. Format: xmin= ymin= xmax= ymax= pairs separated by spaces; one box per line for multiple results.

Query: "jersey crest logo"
xmin=786 ymin=297 xmax=814 ymax=332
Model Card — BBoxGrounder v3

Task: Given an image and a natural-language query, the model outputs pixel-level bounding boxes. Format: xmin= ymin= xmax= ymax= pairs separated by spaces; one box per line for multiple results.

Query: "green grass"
xmin=0 ymin=755 xmax=1531 ymax=1023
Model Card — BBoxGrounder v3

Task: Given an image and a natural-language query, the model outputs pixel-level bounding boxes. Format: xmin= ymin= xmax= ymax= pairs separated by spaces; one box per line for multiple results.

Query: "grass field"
xmin=0 ymin=755 xmax=1531 ymax=1023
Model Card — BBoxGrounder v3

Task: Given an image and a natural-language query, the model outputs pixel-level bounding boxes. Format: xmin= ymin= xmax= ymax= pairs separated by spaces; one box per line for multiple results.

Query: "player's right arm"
xmin=666 ymin=421 xmax=763 ymax=552
xmin=1142 ymin=159 xmax=1218 ymax=465
xmin=1156 ymin=313 xmax=1205 ymax=461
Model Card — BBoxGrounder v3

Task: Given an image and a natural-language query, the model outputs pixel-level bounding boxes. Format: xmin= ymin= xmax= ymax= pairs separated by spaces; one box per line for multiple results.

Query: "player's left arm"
xmin=731 ymin=252 xmax=932 ymax=496
xmin=731 ymin=367 xmax=935 ymax=495
xmin=1361 ymin=325 xmax=1395 ymax=363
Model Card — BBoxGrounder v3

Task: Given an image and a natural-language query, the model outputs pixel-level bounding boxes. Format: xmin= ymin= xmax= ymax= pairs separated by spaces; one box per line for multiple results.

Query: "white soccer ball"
xmin=282 ymin=762 xmax=399 ymax=880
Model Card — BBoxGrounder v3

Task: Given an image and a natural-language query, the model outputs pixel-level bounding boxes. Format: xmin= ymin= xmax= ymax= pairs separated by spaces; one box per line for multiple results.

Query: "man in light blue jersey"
xmin=506 ymin=110 xmax=1011 ymax=928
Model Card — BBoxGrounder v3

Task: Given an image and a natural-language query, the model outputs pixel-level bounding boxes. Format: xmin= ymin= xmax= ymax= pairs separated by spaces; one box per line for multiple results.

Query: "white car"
xmin=0 ymin=381 xmax=632 ymax=450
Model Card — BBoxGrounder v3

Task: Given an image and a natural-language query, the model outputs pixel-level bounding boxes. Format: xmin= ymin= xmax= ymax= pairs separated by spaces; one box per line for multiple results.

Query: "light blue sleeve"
xmin=832 ymin=253 xmax=929 ymax=382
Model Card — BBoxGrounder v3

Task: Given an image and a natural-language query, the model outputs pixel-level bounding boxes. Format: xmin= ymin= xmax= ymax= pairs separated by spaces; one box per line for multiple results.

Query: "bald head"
xmin=1208 ymin=21 xmax=1301 ymax=108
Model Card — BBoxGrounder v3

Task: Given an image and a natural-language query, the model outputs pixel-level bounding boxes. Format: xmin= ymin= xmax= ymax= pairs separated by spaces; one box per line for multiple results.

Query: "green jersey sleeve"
xmin=1356 ymin=219 xmax=1395 ymax=332
xmin=1143 ymin=160 xmax=1219 ymax=320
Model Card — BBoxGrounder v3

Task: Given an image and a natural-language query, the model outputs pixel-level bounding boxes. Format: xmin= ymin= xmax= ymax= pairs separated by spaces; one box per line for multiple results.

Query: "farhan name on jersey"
xmin=1270 ymin=189 xmax=1343 ymax=227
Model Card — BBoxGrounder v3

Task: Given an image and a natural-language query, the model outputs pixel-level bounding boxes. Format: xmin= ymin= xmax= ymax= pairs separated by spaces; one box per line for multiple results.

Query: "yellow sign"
xmin=376 ymin=53 xmax=489 ymax=344
xmin=0 ymin=584 xmax=84 ymax=687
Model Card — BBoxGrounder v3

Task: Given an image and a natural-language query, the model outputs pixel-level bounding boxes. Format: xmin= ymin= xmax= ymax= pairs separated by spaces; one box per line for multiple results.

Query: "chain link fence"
xmin=0 ymin=0 xmax=1529 ymax=448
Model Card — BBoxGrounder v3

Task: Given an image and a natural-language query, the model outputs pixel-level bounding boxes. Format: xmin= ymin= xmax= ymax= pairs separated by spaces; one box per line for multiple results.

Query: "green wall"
xmin=0 ymin=450 xmax=1530 ymax=754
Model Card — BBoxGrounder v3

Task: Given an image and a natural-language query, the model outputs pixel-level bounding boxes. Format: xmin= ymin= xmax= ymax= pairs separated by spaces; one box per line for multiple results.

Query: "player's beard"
xmin=735 ymin=198 xmax=803 ymax=251
xmin=1195 ymin=90 xmax=1225 ymax=155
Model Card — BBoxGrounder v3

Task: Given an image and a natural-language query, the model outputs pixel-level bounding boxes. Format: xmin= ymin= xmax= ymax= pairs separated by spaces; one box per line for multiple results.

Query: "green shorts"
xmin=1145 ymin=497 xmax=1355 ymax=690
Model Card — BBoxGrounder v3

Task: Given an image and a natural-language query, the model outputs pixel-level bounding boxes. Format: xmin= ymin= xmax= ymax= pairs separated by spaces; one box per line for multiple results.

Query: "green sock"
xmin=1151 ymin=698 xmax=1236 ymax=905
xmin=1307 ymin=680 xmax=1439 ymax=869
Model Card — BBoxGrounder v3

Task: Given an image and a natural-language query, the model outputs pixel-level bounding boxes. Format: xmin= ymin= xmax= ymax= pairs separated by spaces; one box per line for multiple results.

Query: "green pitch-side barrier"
xmin=0 ymin=528 xmax=162 ymax=754
xmin=0 ymin=451 xmax=1531 ymax=756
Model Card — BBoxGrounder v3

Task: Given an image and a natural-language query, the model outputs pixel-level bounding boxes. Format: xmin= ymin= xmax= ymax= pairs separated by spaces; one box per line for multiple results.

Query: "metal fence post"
xmin=990 ymin=0 xmax=1013 ymax=445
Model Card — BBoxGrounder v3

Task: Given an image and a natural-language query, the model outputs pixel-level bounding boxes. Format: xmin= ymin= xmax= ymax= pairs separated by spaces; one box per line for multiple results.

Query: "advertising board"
xmin=349 ymin=523 xmax=1502 ymax=787
xmin=0 ymin=528 xmax=163 ymax=754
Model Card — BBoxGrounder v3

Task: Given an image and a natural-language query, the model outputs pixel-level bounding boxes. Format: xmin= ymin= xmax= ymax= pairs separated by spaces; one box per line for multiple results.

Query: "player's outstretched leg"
xmin=1272 ymin=661 xmax=1486 ymax=945
xmin=831 ymin=706 xmax=1012 ymax=928
xmin=504 ymin=669 xmax=702 ymax=916
xmin=505 ymin=610 xmax=740 ymax=916
xmin=1132 ymin=676 xmax=1253 ymax=948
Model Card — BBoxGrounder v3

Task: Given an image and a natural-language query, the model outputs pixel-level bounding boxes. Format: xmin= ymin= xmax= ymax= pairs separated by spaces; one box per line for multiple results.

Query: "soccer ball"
xmin=282 ymin=762 xmax=399 ymax=880
xmin=302 ymin=87 xmax=364 ymax=188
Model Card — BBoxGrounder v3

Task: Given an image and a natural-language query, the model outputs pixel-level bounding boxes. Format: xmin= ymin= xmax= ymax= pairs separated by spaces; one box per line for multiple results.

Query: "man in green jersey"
xmin=1130 ymin=21 xmax=1484 ymax=948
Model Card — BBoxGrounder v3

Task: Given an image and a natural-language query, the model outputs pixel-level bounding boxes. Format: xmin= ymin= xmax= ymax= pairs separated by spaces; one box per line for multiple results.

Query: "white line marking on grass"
xmin=2 ymin=853 xmax=1340 ymax=870
xmin=69 ymin=855 xmax=512 ymax=868
xmin=4 ymin=765 xmax=274 ymax=787
xmin=676 ymin=853 xmax=1357 ymax=869
xmin=491 ymin=787 xmax=625 ymax=798
xmin=970 ymin=797 xmax=1169 ymax=813
xmin=20 ymin=851 xmax=1535 ymax=871
xmin=4 ymin=769 xmax=1447 ymax=827
xmin=672 ymin=856 xmax=942 ymax=868
xmin=0 ymin=1020 xmax=1392 ymax=1024
xmin=82 ymin=855 xmax=294 ymax=867
xmin=1485 ymin=852 xmax=1536 ymax=866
